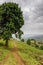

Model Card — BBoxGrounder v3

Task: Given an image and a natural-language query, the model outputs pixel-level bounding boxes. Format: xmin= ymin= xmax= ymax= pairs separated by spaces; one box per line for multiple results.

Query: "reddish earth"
xmin=12 ymin=41 xmax=25 ymax=65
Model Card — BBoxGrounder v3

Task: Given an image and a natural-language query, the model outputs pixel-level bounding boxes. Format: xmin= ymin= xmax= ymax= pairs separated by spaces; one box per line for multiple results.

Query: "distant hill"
xmin=22 ymin=34 xmax=43 ymax=42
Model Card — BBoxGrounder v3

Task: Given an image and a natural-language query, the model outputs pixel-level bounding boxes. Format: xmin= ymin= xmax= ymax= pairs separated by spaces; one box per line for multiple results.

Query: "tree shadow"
xmin=0 ymin=42 xmax=10 ymax=50
xmin=0 ymin=43 xmax=4 ymax=46
xmin=0 ymin=42 xmax=14 ymax=51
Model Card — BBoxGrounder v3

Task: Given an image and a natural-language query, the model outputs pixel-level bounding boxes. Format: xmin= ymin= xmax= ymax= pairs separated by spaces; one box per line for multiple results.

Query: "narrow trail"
xmin=11 ymin=40 xmax=25 ymax=65
xmin=0 ymin=40 xmax=25 ymax=65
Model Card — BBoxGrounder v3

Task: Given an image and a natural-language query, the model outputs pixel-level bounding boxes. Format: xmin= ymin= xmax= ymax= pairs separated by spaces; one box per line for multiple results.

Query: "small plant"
xmin=21 ymin=39 xmax=24 ymax=42
xmin=35 ymin=44 xmax=39 ymax=48
xmin=27 ymin=39 xmax=31 ymax=45
xmin=40 ymin=45 xmax=43 ymax=50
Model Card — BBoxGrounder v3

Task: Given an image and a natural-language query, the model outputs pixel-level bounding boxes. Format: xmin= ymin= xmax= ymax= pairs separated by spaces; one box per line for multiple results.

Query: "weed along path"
xmin=12 ymin=40 xmax=25 ymax=65
xmin=0 ymin=40 xmax=25 ymax=65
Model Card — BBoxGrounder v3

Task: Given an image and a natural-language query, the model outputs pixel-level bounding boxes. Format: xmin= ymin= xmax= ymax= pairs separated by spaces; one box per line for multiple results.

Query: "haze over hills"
xmin=22 ymin=34 xmax=43 ymax=42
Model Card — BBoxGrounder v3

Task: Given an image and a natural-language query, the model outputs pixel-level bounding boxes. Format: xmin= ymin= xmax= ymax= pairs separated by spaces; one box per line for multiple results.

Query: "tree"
xmin=40 ymin=45 xmax=43 ymax=50
xmin=0 ymin=2 xmax=24 ymax=47
xmin=27 ymin=39 xmax=31 ymax=45
xmin=21 ymin=38 xmax=24 ymax=42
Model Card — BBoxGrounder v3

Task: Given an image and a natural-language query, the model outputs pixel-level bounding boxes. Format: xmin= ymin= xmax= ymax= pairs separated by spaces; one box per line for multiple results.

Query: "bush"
xmin=40 ymin=45 xmax=43 ymax=50
xmin=35 ymin=44 xmax=39 ymax=48
xmin=21 ymin=39 xmax=24 ymax=42
xmin=27 ymin=39 xmax=31 ymax=45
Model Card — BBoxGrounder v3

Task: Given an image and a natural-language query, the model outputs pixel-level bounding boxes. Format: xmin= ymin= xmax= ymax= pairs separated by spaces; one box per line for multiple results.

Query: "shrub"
xmin=21 ymin=39 xmax=24 ymax=42
xmin=27 ymin=39 xmax=31 ymax=45
xmin=40 ymin=45 xmax=43 ymax=50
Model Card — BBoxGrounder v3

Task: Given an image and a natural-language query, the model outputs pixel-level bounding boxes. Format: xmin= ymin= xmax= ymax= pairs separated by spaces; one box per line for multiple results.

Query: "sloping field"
xmin=16 ymin=40 xmax=43 ymax=65
xmin=0 ymin=39 xmax=43 ymax=65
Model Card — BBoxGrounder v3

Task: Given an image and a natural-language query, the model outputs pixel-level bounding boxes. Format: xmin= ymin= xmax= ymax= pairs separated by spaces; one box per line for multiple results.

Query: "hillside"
xmin=16 ymin=40 xmax=43 ymax=65
xmin=0 ymin=39 xmax=43 ymax=65
xmin=23 ymin=34 xmax=43 ymax=42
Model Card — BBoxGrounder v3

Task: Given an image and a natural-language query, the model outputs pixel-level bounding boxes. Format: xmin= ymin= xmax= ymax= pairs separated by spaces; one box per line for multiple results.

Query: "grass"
xmin=0 ymin=46 xmax=9 ymax=62
xmin=0 ymin=39 xmax=43 ymax=65
xmin=0 ymin=39 xmax=9 ymax=62
xmin=3 ymin=53 xmax=19 ymax=65
xmin=16 ymin=41 xmax=43 ymax=65
xmin=0 ymin=39 xmax=18 ymax=65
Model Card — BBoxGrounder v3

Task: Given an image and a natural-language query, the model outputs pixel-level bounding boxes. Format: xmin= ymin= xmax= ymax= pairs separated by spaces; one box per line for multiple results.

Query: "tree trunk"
xmin=5 ymin=39 xmax=8 ymax=47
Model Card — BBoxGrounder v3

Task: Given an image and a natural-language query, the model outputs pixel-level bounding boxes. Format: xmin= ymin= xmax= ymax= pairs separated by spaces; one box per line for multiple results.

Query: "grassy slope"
xmin=0 ymin=39 xmax=19 ymax=65
xmin=16 ymin=40 xmax=43 ymax=65
xmin=0 ymin=39 xmax=43 ymax=65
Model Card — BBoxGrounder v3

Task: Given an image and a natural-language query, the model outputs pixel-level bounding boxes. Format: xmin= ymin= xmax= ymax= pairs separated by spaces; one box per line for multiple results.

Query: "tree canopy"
xmin=0 ymin=2 xmax=24 ymax=46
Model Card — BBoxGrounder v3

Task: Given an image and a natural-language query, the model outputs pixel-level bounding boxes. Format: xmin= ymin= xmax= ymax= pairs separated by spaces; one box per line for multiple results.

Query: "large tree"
xmin=0 ymin=2 xmax=24 ymax=47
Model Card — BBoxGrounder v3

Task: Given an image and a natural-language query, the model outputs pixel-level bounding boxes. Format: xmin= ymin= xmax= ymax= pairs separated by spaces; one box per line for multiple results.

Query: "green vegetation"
xmin=0 ymin=46 xmax=9 ymax=62
xmin=17 ymin=41 xmax=43 ymax=65
xmin=3 ymin=54 xmax=19 ymax=65
xmin=0 ymin=46 xmax=19 ymax=65
xmin=26 ymin=39 xmax=43 ymax=50
xmin=21 ymin=38 xmax=24 ymax=42
xmin=27 ymin=39 xmax=31 ymax=45
xmin=0 ymin=2 xmax=43 ymax=65
xmin=0 ymin=39 xmax=19 ymax=65
xmin=40 ymin=45 xmax=43 ymax=50
xmin=0 ymin=39 xmax=43 ymax=65
xmin=0 ymin=2 xmax=24 ymax=47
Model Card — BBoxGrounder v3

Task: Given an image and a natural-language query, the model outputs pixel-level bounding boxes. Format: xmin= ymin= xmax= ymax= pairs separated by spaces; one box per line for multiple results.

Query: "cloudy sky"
xmin=0 ymin=0 xmax=43 ymax=35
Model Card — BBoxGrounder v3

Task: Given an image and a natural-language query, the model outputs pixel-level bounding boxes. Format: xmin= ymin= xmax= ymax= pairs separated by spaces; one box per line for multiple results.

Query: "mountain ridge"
xmin=22 ymin=34 xmax=43 ymax=42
